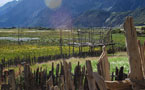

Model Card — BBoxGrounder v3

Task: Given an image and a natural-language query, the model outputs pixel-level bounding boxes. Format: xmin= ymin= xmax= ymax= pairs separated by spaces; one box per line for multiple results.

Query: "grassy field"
xmin=0 ymin=29 xmax=91 ymax=60
xmin=0 ymin=45 xmax=91 ymax=61
xmin=6 ymin=52 xmax=129 ymax=75
xmin=34 ymin=52 xmax=129 ymax=74
xmin=0 ymin=28 xmax=145 ymax=61
xmin=0 ymin=28 xmax=103 ymax=61
xmin=112 ymin=33 xmax=145 ymax=50
xmin=0 ymin=28 xmax=144 ymax=74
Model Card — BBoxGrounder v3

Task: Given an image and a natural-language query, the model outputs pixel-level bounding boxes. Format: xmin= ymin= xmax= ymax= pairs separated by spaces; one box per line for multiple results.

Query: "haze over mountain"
xmin=0 ymin=0 xmax=145 ymax=28
xmin=0 ymin=0 xmax=14 ymax=7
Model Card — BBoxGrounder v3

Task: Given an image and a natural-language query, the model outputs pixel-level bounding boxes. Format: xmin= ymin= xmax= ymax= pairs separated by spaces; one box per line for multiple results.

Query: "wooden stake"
xmin=97 ymin=46 xmax=110 ymax=81
xmin=138 ymin=40 xmax=145 ymax=77
xmin=93 ymin=72 xmax=107 ymax=90
xmin=8 ymin=70 xmax=16 ymax=90
xmin=124 ymin=16 xmax=144 ymax=80
xmin=86 ymin=60 xmax=98 ymax=90
xmin=63 ymin=61 xmax=75 ymax=90
xmin=124 ymin=16 xmax=144 ymax=89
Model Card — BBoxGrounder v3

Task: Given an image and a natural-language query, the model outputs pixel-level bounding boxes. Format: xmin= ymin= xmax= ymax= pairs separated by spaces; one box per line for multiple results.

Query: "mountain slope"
xmin=74 ymin=7 xmax=145 ymax=27
xmin=105 ymin=8 xmax=145 ymax=26
xmin=111 ymin=0 xmax=145 ymax=12
xmin=0 ymin=0 xmax=46 ymax=27
xmin=74 ymin=10 xmax=111 ymax=27
xmin=1 ymin=0 xmax=145 ymax=27
xmin=0 ymin=0 xmax=19 ymax=16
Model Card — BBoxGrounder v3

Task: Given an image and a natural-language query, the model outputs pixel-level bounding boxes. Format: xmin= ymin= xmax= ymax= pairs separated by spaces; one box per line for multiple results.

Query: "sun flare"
xmin=44 ymin=0 xmax=62 ymax=9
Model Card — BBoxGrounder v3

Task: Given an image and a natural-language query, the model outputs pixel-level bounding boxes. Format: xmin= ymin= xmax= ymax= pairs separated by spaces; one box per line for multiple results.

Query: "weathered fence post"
xmin=63 ymin=61 xmax=75 ymax=90
xmin=8 ymin=70 xmax=16 ymax=90
xmin=86 ymin=60 xmax=107 ymax=90
xmin=97 ymin=46 xmax=110 ymax=81
xmin=86 ymin=60 xmax=98 ymax=90
xmin=24 ymin=64 xmax=32 ymax=90
xmin=0 ymin=64 xmax=3 ymax=83
xmin=47 ymin=76 xmax=53 ymax=90
xmin=124 ymin=16 xmax=144 ymax=89
xmin=138 ymin=40 xmax=145 ymax=78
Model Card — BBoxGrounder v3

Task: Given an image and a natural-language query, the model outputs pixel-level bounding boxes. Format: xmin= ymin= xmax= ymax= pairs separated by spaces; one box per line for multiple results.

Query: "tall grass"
xmin=26 ymin=52 xmax=129 ymax=74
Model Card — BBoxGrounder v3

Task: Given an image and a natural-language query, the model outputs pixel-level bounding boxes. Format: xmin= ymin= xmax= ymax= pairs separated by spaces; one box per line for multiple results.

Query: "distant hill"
xmin=0 ymin=0 xmax=145 ymax=28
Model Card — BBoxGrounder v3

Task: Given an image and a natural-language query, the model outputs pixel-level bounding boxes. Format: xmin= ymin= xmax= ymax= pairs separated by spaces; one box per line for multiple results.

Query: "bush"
xmin=112 ymin=29 xmax=123 ymax=34
xmin=141 ymin=27 xmax=145 ymax=31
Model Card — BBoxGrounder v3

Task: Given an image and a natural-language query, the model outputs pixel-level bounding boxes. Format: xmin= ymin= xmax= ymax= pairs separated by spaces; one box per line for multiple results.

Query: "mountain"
xmin=1 ymin=0 xmax=145 ymax=28
xmin=0 ymin=0 xmax=19 ymax=16
xmin=74 ymin=7 xmax=145 ymax=27
xmin=0 ymin=0 xmax=46 ymax=27
xmin=74 ymin=10 xmax=111 ymax=27
xmin=110 ymin=0 xmax=145 ymax=12
xmin=105 ymin=8 xmax=145 ymax=26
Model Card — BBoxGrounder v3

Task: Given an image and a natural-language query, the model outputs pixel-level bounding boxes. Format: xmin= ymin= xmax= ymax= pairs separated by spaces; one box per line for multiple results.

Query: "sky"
xmin=0 ymin=0 xmax=13 ymax=7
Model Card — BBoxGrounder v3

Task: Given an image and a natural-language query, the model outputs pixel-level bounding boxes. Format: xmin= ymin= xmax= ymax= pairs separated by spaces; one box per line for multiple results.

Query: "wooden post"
xmin=0 ymin=64 xmax=3 ymax=82
xmin=8 ymin=70 xmax=16 ymax=90
xmin=143 ymin=41 xmax=145 ymax=77
xmin=124 ymin=17 xmax=144 ymax=80
xmin=93 ymin=72 xmax=107 ymax=90
xmin=47 ymin=76 xmax=53 ymax=90
xmin=78 ymin=30 xmax=81 ymax=55
xmin=86 ymin=60 xmax=107 ymax=90
xmin=138 ymin=40 xmax=145 ymax=77
xmin=86 ymin=60 xmax=98 ymax=90
xmin=24 ymin=64 xmax=31 ymax=90
xmin=63 ymin=61 xmax=75 ymax=90
xmin=71 ymin=29 xmax=75 ymax=56
xmin=124 ymin=16 xmax=144 ymax=89
xmin=74 ymin=62 xmax=83 ymax=90
xmin=55 ymin=64 xmax=59 ymax=85
xmin=60 ymin=29 xmax=63 ymax=58
xmin=97 ymin=46 xmax=110 ymax=81
xmin=68 ymin=30 xmax=71 ymax=57
xmin=59 ymin=76 xmax=65 ymax=90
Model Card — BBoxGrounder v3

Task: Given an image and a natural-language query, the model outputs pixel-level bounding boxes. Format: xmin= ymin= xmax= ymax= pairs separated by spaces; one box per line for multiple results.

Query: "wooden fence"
xmin=0 ymin=51 xmax=102 ymax=68
xmin=0 ymin=16 xmax=145 ymax=90
xmin=0 ymin=47 xmax=128 ymax=90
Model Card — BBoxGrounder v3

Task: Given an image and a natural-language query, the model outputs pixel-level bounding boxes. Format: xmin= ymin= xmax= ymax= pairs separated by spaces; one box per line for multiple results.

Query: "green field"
xmin=6 ymin=52 xmax=129 ymax=75
xmin=0 ymin=28 xmax=106 ymax=61
xmin=0 ymin=45 xmax=92 ymax=61
xmin=0 ymin=29 xmax=90 ymax=60
xmin=0 ymin=28 xmax=145 ymax=73
xmin=0 ymin=28 xmax=144 ymax=60
xmin=112 ymin=33 xmax=145 ymax=50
